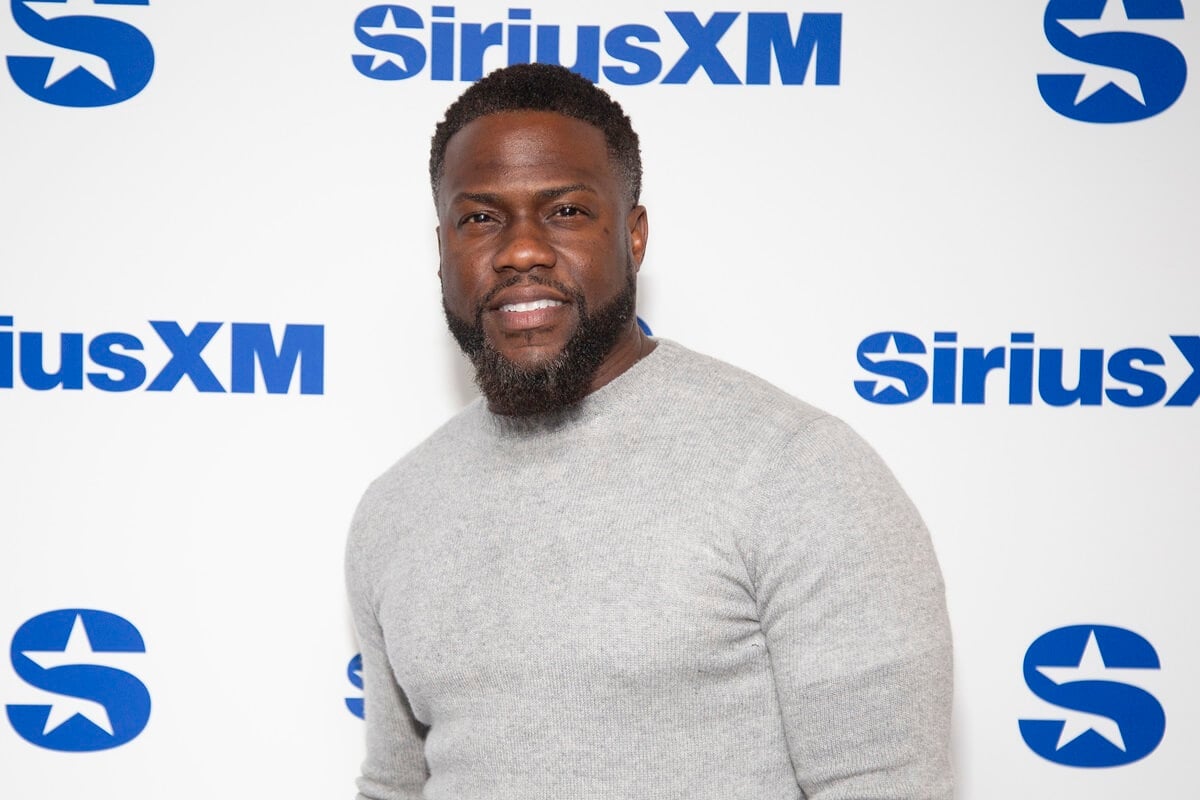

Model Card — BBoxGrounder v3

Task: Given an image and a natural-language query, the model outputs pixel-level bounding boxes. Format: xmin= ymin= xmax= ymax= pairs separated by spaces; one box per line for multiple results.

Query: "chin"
xmin=484 ymin=326 xmax=574 ymax=365
xmin=494 ymin=341 xmax=569 ymax=370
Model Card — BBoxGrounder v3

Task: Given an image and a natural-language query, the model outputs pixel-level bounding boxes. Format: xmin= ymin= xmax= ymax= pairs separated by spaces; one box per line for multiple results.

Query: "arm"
xmin=347 ymin=503 xmax=430 ymax=800
xmin=745 ymin=416 xmax=953 ymax=799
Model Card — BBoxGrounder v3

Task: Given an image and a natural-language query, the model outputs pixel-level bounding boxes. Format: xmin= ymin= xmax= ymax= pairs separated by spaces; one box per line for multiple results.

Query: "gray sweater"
xmin=346 ymin=339 xmax=953 ymax=800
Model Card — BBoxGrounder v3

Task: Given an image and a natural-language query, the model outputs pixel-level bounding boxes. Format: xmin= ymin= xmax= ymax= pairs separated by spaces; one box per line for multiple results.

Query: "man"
xmin=347 ymin=63 xmax=953 ymax=800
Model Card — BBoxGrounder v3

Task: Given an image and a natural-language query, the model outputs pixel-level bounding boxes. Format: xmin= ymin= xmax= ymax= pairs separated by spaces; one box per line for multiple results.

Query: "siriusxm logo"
xmin=6 ymin=0 xmax=154 ymax=108
xmin=1039 ymin=0 xmax=1187 ymax=123
xmin=6 ymin=609 xmax=151 ymax=752
xmin=855 ymin=332 xmax=1200 ymax=407
xmin=345 ymin=653 xmax=364 ymax=719
xmin=353 ymin=5 xmax=841 ymax=85
xmin=0 ymin=316 xmax=325 ymax=395
xmin=1020 ymin=625 xmax=1165 ymax=767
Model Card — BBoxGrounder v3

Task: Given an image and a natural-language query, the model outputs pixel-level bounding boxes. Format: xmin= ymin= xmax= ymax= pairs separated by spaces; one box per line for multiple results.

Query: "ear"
xmin=435 ymin=225 xmax=442 ymax=280
xmin=627 ymin=205 xmax=649 ymax=270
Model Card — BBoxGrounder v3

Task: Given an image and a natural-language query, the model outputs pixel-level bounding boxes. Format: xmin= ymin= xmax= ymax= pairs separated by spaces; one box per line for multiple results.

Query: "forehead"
xmin=439 ymin=111 xmax=618 ymax=201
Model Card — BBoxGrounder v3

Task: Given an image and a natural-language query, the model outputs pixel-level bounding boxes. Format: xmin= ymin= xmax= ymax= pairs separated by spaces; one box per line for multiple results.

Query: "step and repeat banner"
xmin=1 ymin=1 xmax=1196 ymax=798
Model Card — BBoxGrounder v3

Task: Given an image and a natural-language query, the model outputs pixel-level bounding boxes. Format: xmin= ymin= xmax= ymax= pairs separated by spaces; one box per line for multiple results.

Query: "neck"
xmin=586 ymin=324 xmax=656 ymax=396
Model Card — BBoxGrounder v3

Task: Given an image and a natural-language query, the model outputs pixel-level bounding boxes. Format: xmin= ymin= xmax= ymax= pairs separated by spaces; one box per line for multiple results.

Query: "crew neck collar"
xmin=479 ymin=338 xmax=677 ymax=438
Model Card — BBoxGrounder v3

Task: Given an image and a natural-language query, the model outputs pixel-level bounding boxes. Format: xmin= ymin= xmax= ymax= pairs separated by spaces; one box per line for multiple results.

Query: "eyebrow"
xmin=451 ymin=184 xmax=597 ymax=206
xmin=536 ymin=183 xmax=594 ymax=200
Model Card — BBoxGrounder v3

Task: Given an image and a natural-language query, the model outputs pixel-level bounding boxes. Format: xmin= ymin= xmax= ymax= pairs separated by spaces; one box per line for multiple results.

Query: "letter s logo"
xmin=854 ymin=331 xmax=928 ymax=404
xmin=353 ymin=5 xmax=426 ymax=80
xmin=345 ymin=653 xmax=365 ymax=719
xmin=6 ymin=609 xmax=151 ymax=751
xmin=1038 ymin=0 xmax=1186 ymax=123
xmin=7 ymin=0 xmax=154 ymax=108
xmin=1019 ymin=625 xmax=1165 ymax=767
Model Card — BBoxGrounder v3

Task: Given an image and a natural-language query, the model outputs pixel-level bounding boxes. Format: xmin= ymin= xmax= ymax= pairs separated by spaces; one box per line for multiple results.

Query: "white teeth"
xmin=500 ymin=299 xmax=564 ymax=312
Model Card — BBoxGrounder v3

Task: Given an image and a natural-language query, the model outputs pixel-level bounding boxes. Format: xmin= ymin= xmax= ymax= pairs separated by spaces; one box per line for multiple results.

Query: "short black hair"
xmin=429 ymin=63 xmax=642 ymax=205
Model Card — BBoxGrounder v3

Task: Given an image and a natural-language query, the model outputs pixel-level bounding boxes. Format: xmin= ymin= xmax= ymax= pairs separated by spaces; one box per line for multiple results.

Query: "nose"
xmin=493 ymin=216 xmax=555 ymax=273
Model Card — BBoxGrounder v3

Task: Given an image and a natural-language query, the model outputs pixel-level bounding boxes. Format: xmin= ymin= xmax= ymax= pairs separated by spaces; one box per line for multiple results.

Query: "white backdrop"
xmin=1 ymin=1 xmax=1196 ymax=798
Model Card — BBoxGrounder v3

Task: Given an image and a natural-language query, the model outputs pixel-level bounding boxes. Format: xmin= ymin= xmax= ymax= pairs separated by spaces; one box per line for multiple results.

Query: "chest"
xmin=374 ymin=485 xmax=763 ymax=722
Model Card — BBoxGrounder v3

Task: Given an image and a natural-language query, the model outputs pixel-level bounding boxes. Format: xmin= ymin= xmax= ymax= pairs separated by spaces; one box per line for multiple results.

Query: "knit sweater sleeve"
xmin=346 ymin=490 xmax=430 ymax=800
xmin=740 ymin=415 xmax=954 ymax=799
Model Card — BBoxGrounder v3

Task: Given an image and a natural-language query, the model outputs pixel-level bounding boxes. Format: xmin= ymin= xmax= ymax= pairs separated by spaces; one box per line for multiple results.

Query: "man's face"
xmin=436 ymin=110 xmax=648 ymax=414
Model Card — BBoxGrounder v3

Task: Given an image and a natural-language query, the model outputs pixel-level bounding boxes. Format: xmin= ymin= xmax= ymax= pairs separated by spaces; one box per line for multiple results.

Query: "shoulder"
xmin=653 ymin=341 xmax=915 ymax=501
xmin=368 ymin=400 xmax=485 ymax=498
xmin=345 ymin=400 xmax=486 ymax=564
xmin=649 ymin=339 xmax=838 ymax=444
xmin=641 ymin=340 xmax=896 ymax=505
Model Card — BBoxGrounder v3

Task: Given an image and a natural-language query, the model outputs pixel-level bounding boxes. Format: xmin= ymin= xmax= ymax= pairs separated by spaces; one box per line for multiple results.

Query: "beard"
xmin=443 ymin=269 xmax=637 ymax=417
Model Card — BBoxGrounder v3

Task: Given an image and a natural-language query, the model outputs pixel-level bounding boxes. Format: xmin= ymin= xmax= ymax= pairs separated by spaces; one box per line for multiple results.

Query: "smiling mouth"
xmin=499 ymin=299 xmax=565 ymax=313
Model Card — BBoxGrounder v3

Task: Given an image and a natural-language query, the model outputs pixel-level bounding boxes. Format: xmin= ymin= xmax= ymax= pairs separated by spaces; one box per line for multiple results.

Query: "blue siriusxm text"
xmin=353 ymin=5 xmax=841 ymax=85
xmin=855 ymin=332 xmax=1200 ymax=407
xmin=0 ymin=316 xmax=325 ymax=395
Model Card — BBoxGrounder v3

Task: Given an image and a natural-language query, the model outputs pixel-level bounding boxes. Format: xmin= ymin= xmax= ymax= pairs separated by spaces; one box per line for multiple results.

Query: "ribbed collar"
xmin=471 ymin=338 xmax=680 ymax=441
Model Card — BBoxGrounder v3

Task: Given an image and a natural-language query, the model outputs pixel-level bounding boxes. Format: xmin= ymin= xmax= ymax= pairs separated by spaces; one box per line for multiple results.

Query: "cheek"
xmin=438 ymin=250 xmax=483 ymax=308
xmin=576 ymin=246 xmax=630 ymax=294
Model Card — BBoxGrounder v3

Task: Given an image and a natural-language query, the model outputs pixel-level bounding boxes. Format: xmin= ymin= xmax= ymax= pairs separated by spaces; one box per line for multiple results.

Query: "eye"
xmin=553 ymin=204 xmax=585 ymax=218
xmin=459 ymin=211 xmax=494 ymax=226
